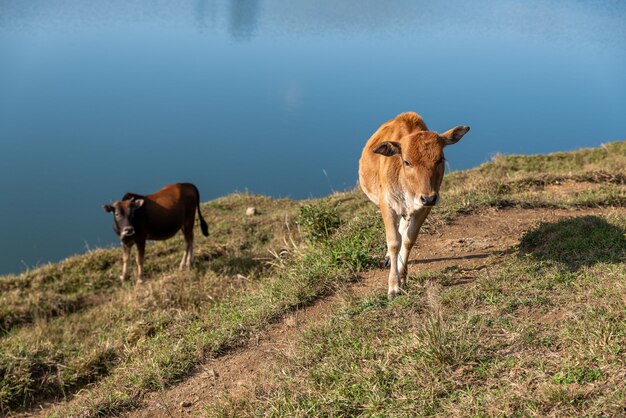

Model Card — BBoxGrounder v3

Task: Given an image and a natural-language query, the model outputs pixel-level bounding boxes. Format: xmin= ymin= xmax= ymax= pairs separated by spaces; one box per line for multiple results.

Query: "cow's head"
xmin=103 ymin=198 xmax=144 ymax=240
xmin=373 ymin=125 xmax=469 ymax=207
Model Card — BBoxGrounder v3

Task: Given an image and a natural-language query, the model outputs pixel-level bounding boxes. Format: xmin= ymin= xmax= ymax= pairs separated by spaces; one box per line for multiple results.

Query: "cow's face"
xmin=373 ymin=126 xmax=469 ymax=207
xmin=103 ymin=198 xmax=144 ymax=240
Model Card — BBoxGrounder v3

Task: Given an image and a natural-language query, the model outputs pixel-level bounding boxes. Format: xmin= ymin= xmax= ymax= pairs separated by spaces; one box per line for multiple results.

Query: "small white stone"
xmin=246 ymin=207 xmax=258 ymax=216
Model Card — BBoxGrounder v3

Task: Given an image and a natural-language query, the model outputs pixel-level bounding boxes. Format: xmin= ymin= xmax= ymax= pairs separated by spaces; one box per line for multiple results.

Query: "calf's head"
xmin=103 ymin=198 xmax=144 ymax=240
xmin=372 ymin=126 xmax=470 ymax=207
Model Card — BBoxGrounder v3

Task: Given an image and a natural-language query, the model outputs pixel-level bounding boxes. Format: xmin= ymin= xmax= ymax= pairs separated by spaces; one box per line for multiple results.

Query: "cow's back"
xmin=358 ymin=112 xmax=428 ymax=204
xmin=143 ymin=183 xmax=198 ymax=240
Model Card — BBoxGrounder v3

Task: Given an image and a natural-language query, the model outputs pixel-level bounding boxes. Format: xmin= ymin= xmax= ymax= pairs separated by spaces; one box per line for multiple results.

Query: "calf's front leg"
xmin=397 ymin=208 xmax=431 ymax=286
xmin=381 ymin=203 xmax=402 ymax=299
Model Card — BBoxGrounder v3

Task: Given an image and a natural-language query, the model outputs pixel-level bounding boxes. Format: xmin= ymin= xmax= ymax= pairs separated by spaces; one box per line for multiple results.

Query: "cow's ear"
xmin=372 ymin=141 xmax=401 ymax=157
xmin=441 ymin=126 xmax=470 ymax=146
xmin=132 ymin=199 xmax=144 ymax=209
xmin=104 ymin=204 xmax=114 ymax=213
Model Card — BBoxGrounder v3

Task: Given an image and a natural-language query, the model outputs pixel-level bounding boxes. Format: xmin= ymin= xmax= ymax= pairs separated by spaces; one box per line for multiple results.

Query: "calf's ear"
xmin=104 ymin=204 xmax=114 ymax=213
xmin=372 ymin=141 xmax=401 ymax=157
xmin=441 ymin=126 xmax=470 ymax=146
xmin=132 ymin=199 xmax=144 ymax=209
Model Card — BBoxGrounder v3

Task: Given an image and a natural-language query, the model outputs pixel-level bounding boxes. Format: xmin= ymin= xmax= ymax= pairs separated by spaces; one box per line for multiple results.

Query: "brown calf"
xmin=359 ymin=112 xmax=469 ymax=298
xmin=104 ymin=182 xmax=209 ymax=283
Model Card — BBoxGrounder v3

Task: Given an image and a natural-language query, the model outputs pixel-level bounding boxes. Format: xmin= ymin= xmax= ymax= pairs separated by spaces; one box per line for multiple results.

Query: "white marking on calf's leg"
xmin=398 ymin=217 xmax=410 ymax=286
xmin=398 ymin=209 xmax=430 ymax=287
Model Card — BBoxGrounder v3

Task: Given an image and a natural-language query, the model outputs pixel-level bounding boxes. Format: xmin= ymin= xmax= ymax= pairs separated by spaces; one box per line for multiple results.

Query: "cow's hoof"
xmin=382 ymin=256 xmax=390 ymax=268
xmin=119 ymin=275 xmax=126 ymax=282
xmin=388 ymin=289 xmax=401 ymax=300
xmin=136 ymin=278 xmax=144 ymax=285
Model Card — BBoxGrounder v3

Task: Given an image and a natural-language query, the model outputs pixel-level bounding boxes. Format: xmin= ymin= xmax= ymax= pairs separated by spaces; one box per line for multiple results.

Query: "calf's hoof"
xmin=119 ymin=275 xmax=126 ymax=282
xmin=387 ymin=287 xmax=401 ymax=300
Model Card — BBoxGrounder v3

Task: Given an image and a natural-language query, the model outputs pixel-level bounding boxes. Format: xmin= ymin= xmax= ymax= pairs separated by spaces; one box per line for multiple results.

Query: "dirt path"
xmin=124 ymin=206 xmax=624 ymax=417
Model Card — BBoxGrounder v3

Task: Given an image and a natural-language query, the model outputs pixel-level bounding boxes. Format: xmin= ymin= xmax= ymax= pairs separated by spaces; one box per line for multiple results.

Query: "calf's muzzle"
xmin=420 ymin=193 xmax=438 ymax=207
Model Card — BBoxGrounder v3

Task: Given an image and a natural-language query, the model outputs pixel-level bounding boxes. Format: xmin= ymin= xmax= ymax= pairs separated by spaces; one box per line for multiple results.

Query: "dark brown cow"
xmin=359 ymin=112 xmax=469 ymax=298
xmin=104 ymin=182 xmax=209 ymax=283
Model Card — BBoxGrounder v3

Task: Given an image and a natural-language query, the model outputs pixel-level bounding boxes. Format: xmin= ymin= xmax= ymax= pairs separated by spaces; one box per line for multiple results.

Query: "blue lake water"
xmin=1 ymin=0 xmax=625 ymax=274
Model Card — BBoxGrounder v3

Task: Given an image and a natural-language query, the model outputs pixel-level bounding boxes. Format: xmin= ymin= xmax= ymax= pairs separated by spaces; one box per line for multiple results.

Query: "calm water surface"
xmin=1 ymin=0 xmax=625 ymax=274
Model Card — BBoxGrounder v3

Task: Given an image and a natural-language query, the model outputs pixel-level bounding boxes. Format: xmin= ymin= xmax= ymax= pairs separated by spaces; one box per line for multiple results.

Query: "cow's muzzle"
xmin=121 ymin=226 xmax=135 ymax=237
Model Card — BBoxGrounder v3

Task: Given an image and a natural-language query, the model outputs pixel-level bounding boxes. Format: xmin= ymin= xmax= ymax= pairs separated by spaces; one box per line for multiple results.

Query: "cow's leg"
xmin=120 ymin=244 xmax=131 ymax=282
xmin=381 ymin=204 xmax=401 ymax=299
xmin=179 ymin=239 xmax=188 ymax=270
xmin=179 ymin=238 xmax=193 ymax=270
xmin=179 ymin=250 xmax=187 ymax=270
xmin=187 ymin=230 xmax=194 ymax=269
xmin=135 ymin=240 xmax=145 ymax=284
xmin=398 ymin=209 xmax=431 ymax=287
xmin=180 ymin=223 xmax=194 ymax=270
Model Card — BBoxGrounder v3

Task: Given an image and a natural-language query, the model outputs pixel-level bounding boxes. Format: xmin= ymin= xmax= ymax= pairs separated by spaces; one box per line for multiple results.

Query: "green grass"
xmin=440 ymin=140 xmax=626 ymax=215
xmin=0 ymin=141 xmax=624 ymax=416
xmin=0 ymin=190 xmax=378 ymax=416
xmin=0 ymin=194 xmax=305 ymax=413
xmin=45 ymin=205 xmax=383 ymax=417
xmin=471 ymin=140 xmax=626 ymax=176
xmin=210 ymin=213 xmax=625 ymax=417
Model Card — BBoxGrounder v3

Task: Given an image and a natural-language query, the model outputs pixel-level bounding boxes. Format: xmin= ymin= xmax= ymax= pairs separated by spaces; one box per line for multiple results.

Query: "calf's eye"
xmin=403 ymin=160 xmax=411 ymax=167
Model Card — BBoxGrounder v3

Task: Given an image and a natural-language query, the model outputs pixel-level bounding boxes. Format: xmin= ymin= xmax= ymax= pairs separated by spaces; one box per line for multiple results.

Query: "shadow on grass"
xmin=519 ymin=216 xmax=626 ymax=270
xmin=410 ymin=252 xmax=500 ymax=265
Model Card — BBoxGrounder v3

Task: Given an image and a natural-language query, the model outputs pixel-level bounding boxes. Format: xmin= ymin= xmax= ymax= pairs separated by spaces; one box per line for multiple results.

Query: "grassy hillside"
xmin=0 ymin=141 xmax=624 ymax=417
xmin=213 ymin=213 xmax=625 ymax=416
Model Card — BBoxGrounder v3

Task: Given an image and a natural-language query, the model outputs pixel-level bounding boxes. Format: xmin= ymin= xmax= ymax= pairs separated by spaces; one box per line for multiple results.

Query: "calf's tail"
xmin=192 ymin=184 xmax=209 ymax=237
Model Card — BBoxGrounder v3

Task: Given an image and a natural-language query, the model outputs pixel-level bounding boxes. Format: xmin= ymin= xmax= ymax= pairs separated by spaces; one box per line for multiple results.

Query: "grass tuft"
xmin=297 ymin=198 xmax=343 ymax=243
